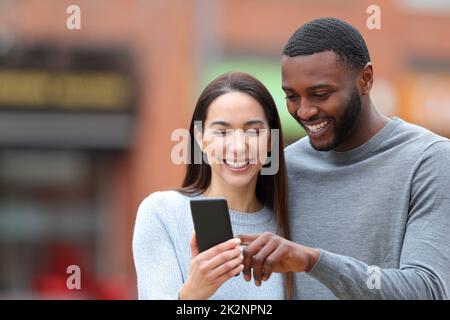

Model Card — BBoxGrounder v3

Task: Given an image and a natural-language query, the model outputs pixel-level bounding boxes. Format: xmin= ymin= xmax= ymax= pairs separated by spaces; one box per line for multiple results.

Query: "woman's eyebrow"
xmin=244 ymin=120 xmax=265 ymax=126
xmin=209 ymin=120 xmax=265 ymax=127
xmin=210 ymin=120 xmax=230 ymax=126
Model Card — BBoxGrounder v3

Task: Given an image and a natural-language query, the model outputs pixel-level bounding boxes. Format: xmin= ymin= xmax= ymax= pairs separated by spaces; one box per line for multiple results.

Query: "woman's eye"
xmin=214 ymin=130 xmax=228 ymax=136
xmin=245 ymin=129 xmax=260 ymax=136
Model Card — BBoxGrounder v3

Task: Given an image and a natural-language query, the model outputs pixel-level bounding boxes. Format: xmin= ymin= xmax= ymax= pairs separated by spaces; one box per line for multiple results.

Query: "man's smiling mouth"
xmin=304 ymin=120 xmax=331 ymax=134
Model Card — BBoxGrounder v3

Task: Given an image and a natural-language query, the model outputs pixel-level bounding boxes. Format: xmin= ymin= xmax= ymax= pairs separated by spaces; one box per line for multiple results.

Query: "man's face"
xmin=281 ymin=51 xmax=362 ymax=151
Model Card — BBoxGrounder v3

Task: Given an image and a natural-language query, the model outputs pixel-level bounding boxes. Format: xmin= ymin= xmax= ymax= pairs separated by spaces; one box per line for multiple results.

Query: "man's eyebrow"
xmin=306 ymin=84 xmax=335 ymax=91
xmin=282 ymin=84 xmax=336 ymax=92
xmin=282 ymin=85 xmax=295 ymax=92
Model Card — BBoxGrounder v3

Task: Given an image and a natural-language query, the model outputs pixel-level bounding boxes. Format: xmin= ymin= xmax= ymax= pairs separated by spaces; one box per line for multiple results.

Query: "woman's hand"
xmin=179 ymin=233 xmax=244 ymax=300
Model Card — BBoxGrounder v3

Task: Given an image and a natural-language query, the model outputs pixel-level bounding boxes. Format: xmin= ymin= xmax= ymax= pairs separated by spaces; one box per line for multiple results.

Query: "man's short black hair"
xmin=283 ymin=17 xmax=371 ymax=71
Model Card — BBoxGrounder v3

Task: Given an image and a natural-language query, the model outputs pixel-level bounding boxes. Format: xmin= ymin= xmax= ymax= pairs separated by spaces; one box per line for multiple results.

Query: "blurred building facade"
xmin=0 ymin=0 xmax=449 ymax=299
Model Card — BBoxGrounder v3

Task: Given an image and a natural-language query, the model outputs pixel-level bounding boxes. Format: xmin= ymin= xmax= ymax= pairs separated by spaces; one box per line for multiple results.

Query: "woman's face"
xmin=196 ymin=91 xmax=271 ymax=189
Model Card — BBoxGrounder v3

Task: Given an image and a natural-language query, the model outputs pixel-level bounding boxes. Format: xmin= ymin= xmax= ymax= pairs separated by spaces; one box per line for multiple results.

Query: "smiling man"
xmin=239 ymin=17 xmax=450 ymax=299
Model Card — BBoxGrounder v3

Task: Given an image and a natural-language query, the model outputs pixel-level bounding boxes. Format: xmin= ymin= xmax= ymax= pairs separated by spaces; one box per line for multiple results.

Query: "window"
xmin=400 ymin=0 xmax=450 ymax=14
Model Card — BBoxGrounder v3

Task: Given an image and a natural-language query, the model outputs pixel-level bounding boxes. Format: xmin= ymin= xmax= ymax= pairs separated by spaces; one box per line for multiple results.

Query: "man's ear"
xmin=359 ymin=62 xmax=373 ymax=96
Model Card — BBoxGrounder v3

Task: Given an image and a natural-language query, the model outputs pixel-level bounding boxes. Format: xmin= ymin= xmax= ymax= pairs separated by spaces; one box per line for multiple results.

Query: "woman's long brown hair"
xmin=177 ymin=72 xmax=292 ymax=299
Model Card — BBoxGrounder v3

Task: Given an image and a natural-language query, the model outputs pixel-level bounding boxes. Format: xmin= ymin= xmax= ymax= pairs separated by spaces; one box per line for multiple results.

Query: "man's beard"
xmin=309 ymin=87 xmax=362 ymax=151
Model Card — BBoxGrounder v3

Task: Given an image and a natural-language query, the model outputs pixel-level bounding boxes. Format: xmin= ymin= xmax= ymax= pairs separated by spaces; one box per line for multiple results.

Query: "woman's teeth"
xmin=305 ymin=120 xmax=329 ymax=133
xmin=225 ymin=160 xmax=249 ymax=169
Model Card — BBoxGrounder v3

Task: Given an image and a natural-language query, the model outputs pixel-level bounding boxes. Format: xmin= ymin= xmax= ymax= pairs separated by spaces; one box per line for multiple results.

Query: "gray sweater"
xmin=286 ymin=117 xmax=450 ymax=299
xmin=132 ymin=190 xmax=285 ymax=299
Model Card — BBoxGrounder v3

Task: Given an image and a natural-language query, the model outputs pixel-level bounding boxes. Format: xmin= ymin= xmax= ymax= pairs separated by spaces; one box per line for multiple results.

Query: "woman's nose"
xmin=226 ymin=129 xmax=247 ymax=160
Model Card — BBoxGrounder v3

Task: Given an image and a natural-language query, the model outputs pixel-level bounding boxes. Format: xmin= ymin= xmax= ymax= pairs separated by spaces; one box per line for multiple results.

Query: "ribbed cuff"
xmin=306 ymin=249 xmax=348 ymax=294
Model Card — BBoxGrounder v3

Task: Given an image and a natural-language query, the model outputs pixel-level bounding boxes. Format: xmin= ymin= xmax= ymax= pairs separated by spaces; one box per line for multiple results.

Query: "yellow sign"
xmin=0 ymin=70 xmax=131 ymax=111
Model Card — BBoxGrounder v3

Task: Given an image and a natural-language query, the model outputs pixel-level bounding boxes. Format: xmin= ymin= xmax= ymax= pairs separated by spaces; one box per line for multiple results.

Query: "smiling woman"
xmin=194 ymin=91 xmax=270 ymax=181
xmin=179 ymin=72 xmax=289 ymax=241
xmin=132 ymin=72 xmax=291 ymax=300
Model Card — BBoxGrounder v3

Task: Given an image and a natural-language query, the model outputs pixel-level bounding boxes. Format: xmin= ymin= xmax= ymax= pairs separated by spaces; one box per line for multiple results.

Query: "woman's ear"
xmin=266 ymin=127 xmax=272 ymax=153
xmin=194 ymin=125 xmax=204 ymax=151
xmin=262 ymin=130 xmax=272 ymax=168
xmin=260 ymin=128 xmax=271 ymax=166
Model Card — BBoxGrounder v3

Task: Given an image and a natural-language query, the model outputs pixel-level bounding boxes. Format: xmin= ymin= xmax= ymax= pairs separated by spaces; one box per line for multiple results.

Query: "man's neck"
xmin=334 ymin=103 xmax=390 ymax=152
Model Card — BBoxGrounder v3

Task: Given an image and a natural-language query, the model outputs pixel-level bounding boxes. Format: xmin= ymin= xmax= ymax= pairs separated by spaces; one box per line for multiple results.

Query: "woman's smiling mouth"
xmin=223 ymin=159 xmax=252 ymax=172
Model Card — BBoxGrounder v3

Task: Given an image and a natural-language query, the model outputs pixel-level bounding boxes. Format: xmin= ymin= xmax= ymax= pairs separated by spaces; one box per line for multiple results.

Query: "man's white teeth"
xmin=225 ymin=160 xmax=249 ymax=168
xmin=306 ymin=120 xmax=329 ymax=133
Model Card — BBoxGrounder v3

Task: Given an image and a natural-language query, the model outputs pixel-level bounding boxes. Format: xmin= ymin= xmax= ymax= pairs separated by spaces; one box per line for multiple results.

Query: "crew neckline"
xmin=320 ymin=116 xmax=402 ymax=163
xmin=180 ymin=191 xmax=274 ymax=226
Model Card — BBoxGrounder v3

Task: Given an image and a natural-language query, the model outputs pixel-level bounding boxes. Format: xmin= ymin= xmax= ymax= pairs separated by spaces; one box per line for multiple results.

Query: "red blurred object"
xmin=32 ymin=244 xmax=131 ymax=299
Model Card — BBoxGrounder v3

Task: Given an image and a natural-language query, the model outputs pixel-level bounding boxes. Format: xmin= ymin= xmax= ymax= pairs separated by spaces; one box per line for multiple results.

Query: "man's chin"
xmin=309 ymin=141 xmax=334 ymax=152
xmin=308 ymin=135 xmax=339 ymax=151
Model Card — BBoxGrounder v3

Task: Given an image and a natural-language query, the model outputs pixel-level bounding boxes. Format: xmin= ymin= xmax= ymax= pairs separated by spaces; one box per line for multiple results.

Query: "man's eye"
xmin=314 ymin=92 xmax=330 ymax=99
xmin=285 ymin=95 xmax=299 ymax=102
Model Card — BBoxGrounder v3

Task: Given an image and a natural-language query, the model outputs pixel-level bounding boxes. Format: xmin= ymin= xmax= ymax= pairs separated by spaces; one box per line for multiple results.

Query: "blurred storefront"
xmin=0 ymin=45 xmax=136 ymax=298
xmin=0 ymin=0 xmax=194 ymax=299
xmin=0 ymin=0 xmax=449 ymax=299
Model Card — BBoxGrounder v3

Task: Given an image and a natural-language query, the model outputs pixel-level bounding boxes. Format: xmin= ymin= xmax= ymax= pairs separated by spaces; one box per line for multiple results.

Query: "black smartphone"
xmin=190 ymin=198 xmax=234 ymax=253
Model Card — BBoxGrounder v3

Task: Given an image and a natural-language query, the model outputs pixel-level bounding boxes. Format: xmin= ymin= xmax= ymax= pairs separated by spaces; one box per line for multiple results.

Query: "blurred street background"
xmin=0 ymin=0 xmax=449 ymax=299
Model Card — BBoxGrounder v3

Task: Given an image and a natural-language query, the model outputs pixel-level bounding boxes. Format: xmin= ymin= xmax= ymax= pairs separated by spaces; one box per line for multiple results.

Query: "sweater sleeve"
xmin=307 ymin=141 xmax=450 ymax=299
xmin=132 ymin=192 xmax=184 ymax=299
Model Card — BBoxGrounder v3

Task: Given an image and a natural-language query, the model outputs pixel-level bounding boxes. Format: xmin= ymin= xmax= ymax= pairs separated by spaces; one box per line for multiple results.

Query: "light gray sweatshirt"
xmin=132 ymin=190 xmax=285 ymax=299
xmin=286 ymin=117 xmax=450 ymax=299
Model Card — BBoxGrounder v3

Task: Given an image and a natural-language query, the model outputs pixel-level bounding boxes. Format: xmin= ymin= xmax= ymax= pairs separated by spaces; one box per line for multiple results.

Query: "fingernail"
xmin=234 ymin=238 xmax=241 ymax=245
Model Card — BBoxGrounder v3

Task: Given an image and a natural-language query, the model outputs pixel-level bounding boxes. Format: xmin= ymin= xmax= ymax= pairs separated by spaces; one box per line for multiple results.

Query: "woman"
xmin=132 ymin=72 xmax=291 ymax=299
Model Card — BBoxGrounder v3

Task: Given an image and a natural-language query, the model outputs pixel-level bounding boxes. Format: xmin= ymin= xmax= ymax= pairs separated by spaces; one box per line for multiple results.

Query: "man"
xmin=239 ymin=17 xmax=450 ymax=299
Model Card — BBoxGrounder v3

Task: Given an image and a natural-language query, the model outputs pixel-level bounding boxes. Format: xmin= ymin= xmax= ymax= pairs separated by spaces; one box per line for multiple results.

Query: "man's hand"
xmin=238 ymin=232 xmax=320 ymax=286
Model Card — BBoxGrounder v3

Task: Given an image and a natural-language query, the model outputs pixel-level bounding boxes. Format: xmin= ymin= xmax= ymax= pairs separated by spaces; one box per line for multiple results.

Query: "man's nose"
xmin=297 ymin=99 xmax=319 ymax=121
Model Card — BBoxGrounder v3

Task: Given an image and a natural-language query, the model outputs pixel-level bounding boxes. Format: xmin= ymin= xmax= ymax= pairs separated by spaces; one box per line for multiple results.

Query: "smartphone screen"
xmin=190 ymin=198 xmax=234 ymax=252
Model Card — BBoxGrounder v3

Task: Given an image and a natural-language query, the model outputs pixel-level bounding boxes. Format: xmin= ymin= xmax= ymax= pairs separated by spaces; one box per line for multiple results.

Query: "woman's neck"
xmin=203 ymin=179 xmax=262 ymax=213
